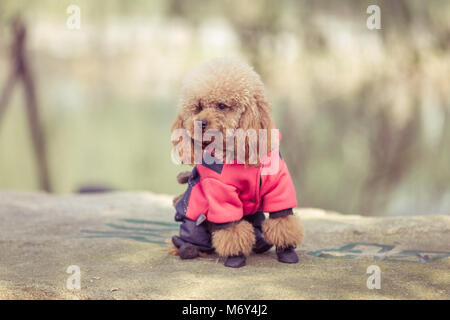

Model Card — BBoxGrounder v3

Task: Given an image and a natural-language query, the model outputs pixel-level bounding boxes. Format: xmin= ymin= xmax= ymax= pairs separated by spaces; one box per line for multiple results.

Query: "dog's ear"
xmin=171 ymin=114 xmax=184 ymax=132
xmin=171 ymin=114 xmax=194 ymax=165
xmin=253 ymin=88 xmax=273 ymax=132
xmin=238 ymin=87 xmax=273 ymax=165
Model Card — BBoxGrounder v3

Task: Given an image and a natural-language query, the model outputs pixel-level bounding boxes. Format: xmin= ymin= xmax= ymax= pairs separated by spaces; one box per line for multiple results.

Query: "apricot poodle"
xmin=170 ymin=58 xmax=303 ymax=268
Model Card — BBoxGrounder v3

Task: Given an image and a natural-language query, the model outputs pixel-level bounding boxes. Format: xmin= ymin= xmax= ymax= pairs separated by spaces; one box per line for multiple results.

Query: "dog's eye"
xmin=196 ymin=102 xmax=203 ymax=113
xmin=217 ymin=103 xmax=228 ymax=110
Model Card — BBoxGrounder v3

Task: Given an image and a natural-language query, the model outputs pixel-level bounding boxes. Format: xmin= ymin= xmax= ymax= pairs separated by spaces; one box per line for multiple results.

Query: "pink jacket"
xmin=175 ymin=134 xmax=298 ymax=224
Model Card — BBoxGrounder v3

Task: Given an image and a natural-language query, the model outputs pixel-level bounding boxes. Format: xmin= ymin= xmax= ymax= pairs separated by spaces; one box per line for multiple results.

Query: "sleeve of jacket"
xmin=260 ymin=157 xmax=297 ymax=214
xmin=201 ymin=177 xmax=244 ymax=224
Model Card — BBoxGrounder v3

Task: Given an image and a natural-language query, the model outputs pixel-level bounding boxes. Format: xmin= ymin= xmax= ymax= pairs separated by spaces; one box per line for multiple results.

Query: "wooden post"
xmin=0 ymin=18 xmax=52 ymax=192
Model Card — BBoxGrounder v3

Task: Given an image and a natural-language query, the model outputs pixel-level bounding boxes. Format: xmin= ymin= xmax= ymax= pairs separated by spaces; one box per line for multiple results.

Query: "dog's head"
xmin=172 ymin=58 xmax=273 ymax=165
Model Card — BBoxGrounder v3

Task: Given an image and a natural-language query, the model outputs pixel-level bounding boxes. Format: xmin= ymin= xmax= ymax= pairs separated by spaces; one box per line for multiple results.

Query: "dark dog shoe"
xmin=172 ymin=236 xmax=199 ymax=259
xmin=252 ymin=238 xmax=273 ymax=254
xmin=171 ymin=235 xmax=184 ymax=248
xmin=276 ymin=245 xmax=299 ymax=263
xmin=224 ymin=253 xmax=246 ymax=268
xmin=179 ymin=243 xmax=199 ymax=259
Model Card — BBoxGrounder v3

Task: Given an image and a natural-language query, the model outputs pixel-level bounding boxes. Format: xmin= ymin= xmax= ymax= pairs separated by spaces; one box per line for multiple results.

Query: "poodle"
xmin=170 ymin=58 xmax=303 ymax=268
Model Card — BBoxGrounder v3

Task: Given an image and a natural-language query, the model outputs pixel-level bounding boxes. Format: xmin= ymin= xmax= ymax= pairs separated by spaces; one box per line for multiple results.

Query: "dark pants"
xmin=174 ymin=212 xmax=269 ymax=253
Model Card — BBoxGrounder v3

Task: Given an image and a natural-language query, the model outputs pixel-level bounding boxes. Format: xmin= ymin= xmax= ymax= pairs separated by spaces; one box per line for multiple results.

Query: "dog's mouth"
xmin=188 ymin=127 xmax=223 ymax=146
xmin=202 ymin=135 xmax=220 ymax=148
xmin=202 ymin=139 xmax=213 ymax=148
xmin=191 ymin=134 xmax=224 ymax=155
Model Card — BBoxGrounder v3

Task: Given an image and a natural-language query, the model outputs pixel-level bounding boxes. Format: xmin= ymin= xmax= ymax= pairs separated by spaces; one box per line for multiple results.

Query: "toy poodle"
xmin=170 ymin=58 xmax=303 ymax=268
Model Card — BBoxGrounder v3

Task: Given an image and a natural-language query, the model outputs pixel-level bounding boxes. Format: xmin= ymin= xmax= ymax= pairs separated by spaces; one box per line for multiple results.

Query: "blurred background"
xmin=0 ymin=0 xmax=449 ymax=216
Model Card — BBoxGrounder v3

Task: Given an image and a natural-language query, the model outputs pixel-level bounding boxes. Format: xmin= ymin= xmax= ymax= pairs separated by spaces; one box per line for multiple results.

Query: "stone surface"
xmin=0 ymin=191 xmax=449 ymax=299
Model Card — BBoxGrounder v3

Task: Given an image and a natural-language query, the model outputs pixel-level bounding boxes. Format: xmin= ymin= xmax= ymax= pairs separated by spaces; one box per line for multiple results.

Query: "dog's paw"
xmin=262 ymin=214 xmax=304 ymax=248
xmin=212 ymin=220 xmax=255 ymax=257
xmin=276 ymin=245 xmax=299 ymax=263
xmin=224 ymin=253 xmax=247 ymax=268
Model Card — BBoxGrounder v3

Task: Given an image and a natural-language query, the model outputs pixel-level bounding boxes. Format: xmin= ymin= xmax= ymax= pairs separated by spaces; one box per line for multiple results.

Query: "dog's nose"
xmin=200 ymin=120 xmax=208 ymax=130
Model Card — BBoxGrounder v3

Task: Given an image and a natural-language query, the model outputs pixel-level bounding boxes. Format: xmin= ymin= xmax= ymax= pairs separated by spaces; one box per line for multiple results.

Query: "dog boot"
xmin=246 ymin=213 xmax=273 ymax=254
xmin=252 ymin=237 xmax=273 ymax=254
xmin=172 ymin=236 xmax=199 ymax=259
xmin=276 ymin=245 xmax=299 ymax=263
xmin=179 ymin=243 xmax=199 ymax=259
xmin=224 ymin=253 xmax=246 ymax=268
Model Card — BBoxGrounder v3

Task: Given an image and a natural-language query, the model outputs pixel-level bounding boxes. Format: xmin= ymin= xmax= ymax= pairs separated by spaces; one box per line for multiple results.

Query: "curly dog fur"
xmin=171 ymin=58 xmax=273 ymax=165
xmin=176 ymin=171 xmax=191 ymax=184
xmin=168 ymin=242 xmax=179 ymax=256
xmin=212 ymin=220 xmax=255 ymax=257
xmin=171 ymin=58 xmax=302 ymax=260
xmin=262 ymin=215 xmax=304 ymax=248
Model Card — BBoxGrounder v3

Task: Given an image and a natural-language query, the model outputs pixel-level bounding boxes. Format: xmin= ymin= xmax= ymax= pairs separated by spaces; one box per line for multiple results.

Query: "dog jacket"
xmin=175 ymin=133 xmax=297 ymax=225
